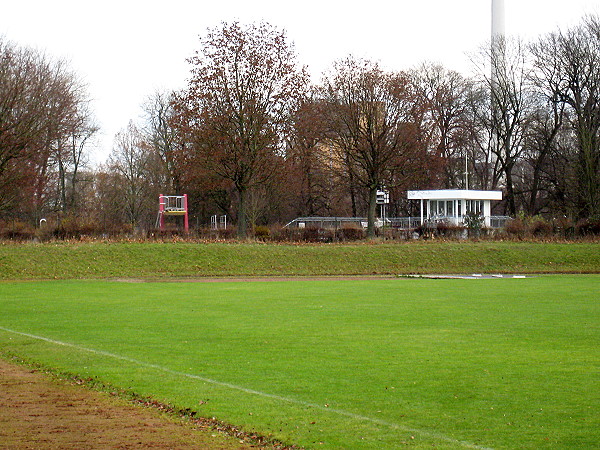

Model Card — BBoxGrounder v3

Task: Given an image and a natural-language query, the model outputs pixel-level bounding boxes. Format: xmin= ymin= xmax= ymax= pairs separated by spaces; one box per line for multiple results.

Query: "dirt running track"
xmin=0 ymin=359 xmax=263 ymax=449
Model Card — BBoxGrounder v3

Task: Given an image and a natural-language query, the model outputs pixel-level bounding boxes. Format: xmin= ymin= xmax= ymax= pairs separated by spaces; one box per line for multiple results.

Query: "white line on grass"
xmin=0 ymin=325 xmax=493 ymax=450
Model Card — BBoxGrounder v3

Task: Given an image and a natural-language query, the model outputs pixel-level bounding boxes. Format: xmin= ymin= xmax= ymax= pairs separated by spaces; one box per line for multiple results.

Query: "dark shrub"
xmin=52 ymin=216 xmax=100 ymax=239
xmin=576 ymin=219 xmax=600 ymax=236
xmin=505 ymin=217 xmax=526 ymax=237
xmin=530 ymin=219 xmax=553 ymax=237
xmin=301 ymin=227 xmax=334 ymax=242
xmin=0 ymin=221 xmax=35 ymax=240
xmin=269 ymin=226 xmax=295 ymax=242
xmin=435 ymin=222 xmax=465 ymax=239
xmin=552 ymin=216 xmax=575 ymax=238
xmin=253 ymin=225 xmax=270 ymax=240
xmin=336 ymin=226 xmax=365 ymax=241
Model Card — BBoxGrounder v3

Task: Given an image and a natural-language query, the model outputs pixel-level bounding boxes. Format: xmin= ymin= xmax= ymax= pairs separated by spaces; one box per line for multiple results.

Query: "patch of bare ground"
xmin=110 ymin=275 xmax=398 ymax=283
xmin=0 ymin=358 xmax=295 ymax=449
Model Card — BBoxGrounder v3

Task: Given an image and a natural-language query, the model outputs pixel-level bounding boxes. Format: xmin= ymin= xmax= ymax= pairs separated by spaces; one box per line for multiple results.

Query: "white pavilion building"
xmin=407 ymin=189 xmax=503 ymax=227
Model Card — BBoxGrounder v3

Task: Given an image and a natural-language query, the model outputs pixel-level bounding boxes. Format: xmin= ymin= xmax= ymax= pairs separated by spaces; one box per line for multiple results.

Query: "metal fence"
xmin=489 ymin=216 xmax=512 ymax=228
xmin=284 ymin=217 xmax=367 ymax=229
xmin=387 ymin=217 xmax=422 ymax=229
xmin=285 ymin=216 xmax=512 ymax=230
xmin=285 ymin=217 xmax=422 ymax=230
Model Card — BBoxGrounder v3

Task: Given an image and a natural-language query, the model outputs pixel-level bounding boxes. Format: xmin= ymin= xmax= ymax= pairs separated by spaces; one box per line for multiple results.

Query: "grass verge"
xmin=0 ymin=240 xmax=599 ymax=280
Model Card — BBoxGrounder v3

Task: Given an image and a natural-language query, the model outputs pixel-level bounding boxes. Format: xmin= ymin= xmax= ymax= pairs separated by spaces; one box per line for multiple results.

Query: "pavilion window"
xmin=466 ymin=200 xmax=483 ymax=214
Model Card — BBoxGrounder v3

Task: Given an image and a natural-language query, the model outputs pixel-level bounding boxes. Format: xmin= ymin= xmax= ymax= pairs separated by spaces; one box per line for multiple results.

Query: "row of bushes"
xmin=0 ymin=221 xmax=403 ymax=242
xmin=503 ymin=216 xmax=600 ymax=238
xmin=0 ymin=219 xmax=133 ymax=241
xmin=2 ymin=217 xmax=600 ymax=242
xmin=149 ymin=225 xmax=371 ymax=242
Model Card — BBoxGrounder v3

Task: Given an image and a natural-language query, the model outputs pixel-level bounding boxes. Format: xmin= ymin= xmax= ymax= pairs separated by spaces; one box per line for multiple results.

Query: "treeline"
xmin=1 ymin=17 xmax=600 ymax=239
xmin=0 ymin=38 xmax=97 ymax=225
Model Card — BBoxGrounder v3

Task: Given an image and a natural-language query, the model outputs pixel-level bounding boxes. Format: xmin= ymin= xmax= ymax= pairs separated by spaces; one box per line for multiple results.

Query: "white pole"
xmin=491 ymin=0 xmax=506 ymax=162
xmin=465 ymin=148 xmax=469 ymax=190
xmin=492 ymin=0 xmax=505 ymax=40
xmin=491 ymin=0 xmax=506 ymax=81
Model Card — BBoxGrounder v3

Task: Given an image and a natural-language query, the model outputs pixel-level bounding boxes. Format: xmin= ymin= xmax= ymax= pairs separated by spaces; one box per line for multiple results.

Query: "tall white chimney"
xmin=491 ymin=0 xmax=506 ymax=83
xmin=492 ymin=0 xmax=505 ymax=41
xmin=490 ymin=0 xmax=506 ymax=166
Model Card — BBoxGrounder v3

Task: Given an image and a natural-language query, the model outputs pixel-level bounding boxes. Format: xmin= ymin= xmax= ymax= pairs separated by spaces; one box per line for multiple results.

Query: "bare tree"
xmin=412 ymin=63 xmax=475 ymax=189
xmin=285 ymin=94 xmax=335 ymax=217
xmin=0 ymin=38 xmax=54 ymax=211
xmin=530 ymin=15 xmax=600 ymax=218
xmin=108 ymin=121 xmax=158 ymax=229
xmin=452 ymin=78 xmax=497 ymax=192
xmin=473 ymin=37 xmax=535 ymax=215
xmin=518 ymin=89 xmax=566 ymax=215
xmin=0 ymin=38 xmax=97 ymax=221
xmin=142 ymin=91 xmax=182 ymax=193
xmin=55 ymin=89 xmax=98 ymax=215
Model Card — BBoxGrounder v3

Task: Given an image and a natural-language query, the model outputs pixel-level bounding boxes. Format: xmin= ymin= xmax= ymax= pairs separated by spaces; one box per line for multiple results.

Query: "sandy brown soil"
xmin=0 ymin=359 xmax=266 ymax=449
xmin=111 ymin=276 xmax=398 ymax=283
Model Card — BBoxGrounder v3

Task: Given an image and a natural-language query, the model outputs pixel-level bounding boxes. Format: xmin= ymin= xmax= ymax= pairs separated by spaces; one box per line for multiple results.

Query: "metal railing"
xmin=284 ymin=217 xmax=367 ymax=229
xmin=163 ymin=195 xmax=185 ymax=211
xmin=285 ymin=217 xmax=421 ymax=230
xmin=284 ymin=216 xmax=512 ymax=230
xmin=387 ymin=217 xmax=422 ymax=229
xmin=490 ymin=216 xmax=512 ymax=228
xmin=425 ymin=215 xmax=512 ymax=229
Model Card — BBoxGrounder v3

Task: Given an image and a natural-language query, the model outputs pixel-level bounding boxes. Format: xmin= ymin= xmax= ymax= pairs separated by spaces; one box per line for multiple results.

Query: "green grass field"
xmin=1 ymin=276 xmax=598 ymax=448
xmin=0 ymin=241 xmax=599 ymax=279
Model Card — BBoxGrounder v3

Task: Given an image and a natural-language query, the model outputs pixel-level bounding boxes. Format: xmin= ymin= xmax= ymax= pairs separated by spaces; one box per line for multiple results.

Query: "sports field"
xmin=0 ymin=276 xmax=598 ymax=448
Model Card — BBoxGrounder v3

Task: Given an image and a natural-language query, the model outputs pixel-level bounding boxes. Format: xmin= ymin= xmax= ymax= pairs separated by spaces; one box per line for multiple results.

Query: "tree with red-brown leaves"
xmin=173 ymin=22 xmax=309 ymax=238
xmin=284 ymin=92 xmax=339 ymax=217
xmin=319 ymin=57 xmax=424 ymax=238
xmin=0 ymin=37 xmax=96 ymax=222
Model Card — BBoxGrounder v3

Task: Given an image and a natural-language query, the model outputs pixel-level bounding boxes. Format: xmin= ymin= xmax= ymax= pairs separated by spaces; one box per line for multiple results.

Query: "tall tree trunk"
xmin=504 ymin=167 xmax=517 ymax=216
xmin=366 ymin=185 xmax=377 ymax=239
xmin=345 ymin=154 xmax=358 ymax=217
xmin=350 ymin=181 xmax=357 ymax=218
xmin=576 ymin=128 xmax=600 ymax=218
xmin=237 ymin=186 xmax=248 ymax=239
xmin=58 ymin=153 xmax=67 ymax=213
xmin=527 ymin=161 xmax=543 ymax=216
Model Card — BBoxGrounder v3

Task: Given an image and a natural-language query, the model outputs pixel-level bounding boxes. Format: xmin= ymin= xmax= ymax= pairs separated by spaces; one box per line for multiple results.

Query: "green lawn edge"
xmin=0 ymin=240 xmax=598 ymax=280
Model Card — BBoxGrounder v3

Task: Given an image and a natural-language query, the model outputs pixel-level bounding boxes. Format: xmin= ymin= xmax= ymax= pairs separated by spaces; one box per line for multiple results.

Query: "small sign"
xmin=376 ymin=190 xmax=389 ymax=205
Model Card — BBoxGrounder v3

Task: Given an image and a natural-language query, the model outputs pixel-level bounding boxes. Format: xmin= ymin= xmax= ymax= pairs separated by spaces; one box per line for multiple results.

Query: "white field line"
xmin=0 ymin=325 xmax=493 ymax=450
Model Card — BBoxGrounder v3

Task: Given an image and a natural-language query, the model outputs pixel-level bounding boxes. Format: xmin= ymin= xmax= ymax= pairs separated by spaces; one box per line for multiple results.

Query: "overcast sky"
xmin=1 ymin=0 xmax=598 ymax=163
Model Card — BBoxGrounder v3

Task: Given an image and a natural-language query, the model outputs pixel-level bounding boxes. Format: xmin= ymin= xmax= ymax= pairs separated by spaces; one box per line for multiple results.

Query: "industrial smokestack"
xmin=492 ymin=0 xmax=505 ymax=41
xmin=490 ymin=0 xmax=506 ymax=164
xmin=491 ymin=0 xmax=506 ymax=83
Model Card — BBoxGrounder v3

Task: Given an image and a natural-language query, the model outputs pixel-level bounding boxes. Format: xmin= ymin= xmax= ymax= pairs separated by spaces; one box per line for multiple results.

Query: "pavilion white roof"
xmin=407 ymin=189 xmax=503 ymax=201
